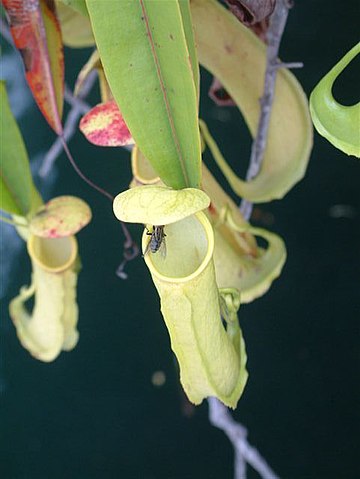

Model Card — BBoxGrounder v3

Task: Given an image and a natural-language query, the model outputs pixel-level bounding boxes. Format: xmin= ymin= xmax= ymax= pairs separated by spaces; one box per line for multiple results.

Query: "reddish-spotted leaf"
xmin=225 ymin=0 xmax=275 ymax=25
xmin=29 ymin=196 xmax=92 ymax=238
xmin=3 ymin=0 xmax=64 ymax=134
xmin=249 ymin=18 xmax=270 ymax=42
xmin=79 ymin=100 xmax=134 ymax=147
xmin=209 ymin=77 xmax=235 ymax=106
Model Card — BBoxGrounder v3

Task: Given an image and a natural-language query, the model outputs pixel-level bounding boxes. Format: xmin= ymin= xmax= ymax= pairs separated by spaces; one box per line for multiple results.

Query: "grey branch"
xmin=39 ymin=75 xmax=96 ymax=177
xmin=276 ymin=61 xmax=303 ymax=69
xmin=208 ymin=398 xmax=280 ymax=479
xmin=240 ymin=0 xmax=297 ymax=221
xmin=64 ymin=85 xmax=92 ymax=114
xmin=214 ymin=2 xmax=295 ymax=478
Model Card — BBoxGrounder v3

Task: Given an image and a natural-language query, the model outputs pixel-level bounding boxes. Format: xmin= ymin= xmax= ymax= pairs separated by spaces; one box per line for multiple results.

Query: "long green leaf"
xmin=59 ymin=0 xmax=89 ymax=17
xmin=310 ymin=43 xmax=360 ymax=157
xmin=178 ymin=0 xmax=200 ymax=102
xmin=86 ymin=0 xmax=201 ymax=189
xmin=0 ymin=82 xmax=33 ymax=216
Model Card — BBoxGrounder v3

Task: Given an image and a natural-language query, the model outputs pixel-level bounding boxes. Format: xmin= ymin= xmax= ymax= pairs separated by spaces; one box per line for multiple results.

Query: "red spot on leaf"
xmin=48 ymin=228 xmax=58 ymax=238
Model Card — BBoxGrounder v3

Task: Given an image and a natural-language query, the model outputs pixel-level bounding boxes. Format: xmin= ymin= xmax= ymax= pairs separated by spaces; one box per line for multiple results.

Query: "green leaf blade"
xmin=310 ymin=42 xmax=360 ymax=157
xmin=0 ymin=82 xmax=33 ymax=216
xmin=59 ymin=0 xmax=89 ymax=17
xmin=178 ymin=0 xmax=200 ymax=101
xmin=86 ymin=0 xmax=201 ymax=189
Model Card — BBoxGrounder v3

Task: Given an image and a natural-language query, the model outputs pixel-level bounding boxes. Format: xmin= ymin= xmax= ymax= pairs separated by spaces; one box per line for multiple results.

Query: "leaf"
xmin=79 ymin=100 xmax=134 ymax=147
xmin=56 ymin=1 xmax=94 ymax=48
xmin=29 ymin=196 xmax=92 ymax=238
xmin=214 ymin=221 xmax=286 ymax=304
xmin=3 ymin=0 xmax=64 ymax=134
xmin=247 ymin=18 xmax=270 ymax=42
xmin=113 ymin=186 xmax=210 ymax=226
xmin=192 ymin=0 xmax=313 ymax=202
xmin=209 ymin=77 xmax=236 ymax=106
xmin=86 ymin=0 xmax=201 ymax=189
xmin=0 ymin=82 xmax=34 ymax=215
xmin=201 ymin=164 xmax=286 ymax=302
xmin=131 ymin=145 xmax=160 ymax=186
xmin=310 ymin=43 xmax=360 ymax=157
xmin=58 ymin=0 xmax=89 ymax=17
xmin=178 ymin=0 xmax=200 ymax=101
xmin=225 ymin=0 xmax=275 ymax=25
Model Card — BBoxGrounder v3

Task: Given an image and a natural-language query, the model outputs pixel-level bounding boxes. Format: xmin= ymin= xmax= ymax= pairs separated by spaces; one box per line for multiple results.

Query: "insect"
xmin=144 ymin=225 xmax=166 ymax=256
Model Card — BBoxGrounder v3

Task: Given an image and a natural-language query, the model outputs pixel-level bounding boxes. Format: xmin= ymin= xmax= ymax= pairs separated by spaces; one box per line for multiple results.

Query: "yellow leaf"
xmin=56 ymin=1 xmax=94 ymax=48
xmin=192 ymin=0 xmax=313 ymax=202
xmin=113 ymin=185 xmax=210 ymax=226
xmin=30 ymin=196 xmax=92 ymax=238
xmin=202 ymin=166 xmax=286 ymax=303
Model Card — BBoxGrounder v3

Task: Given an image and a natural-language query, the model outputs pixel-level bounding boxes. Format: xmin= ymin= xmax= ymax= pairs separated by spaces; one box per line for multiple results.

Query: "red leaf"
xmin=249 ymin=18 xmax=270 ymax=42
xmin=225 ymin=0 xmax=275 ymax=25
xmin=209 ymin=77 xmax=236 ymax=107
xmin=3 ymin=0 xmax=64 ymax=134
xmin=79 ymin=100 xmax=134 ymax=147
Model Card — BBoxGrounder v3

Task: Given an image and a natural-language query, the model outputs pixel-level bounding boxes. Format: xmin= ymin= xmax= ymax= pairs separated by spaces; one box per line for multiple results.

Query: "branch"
xmin=240 ymin=0 xmax=298 ymax=220
xmin=38 ymin=76 xmax=96 ymax=177
xmin=1 ymin=16 xmax=139 ymax=276
xmin=208 ymin=398 xmax=280 ymax=479
xmin=115 ymin=230 xmax=140 ymax=280
xmin=210 ymin=2 xmax=296 ymax=478
xmin=55 ymin=92 xmax=140 ymax=276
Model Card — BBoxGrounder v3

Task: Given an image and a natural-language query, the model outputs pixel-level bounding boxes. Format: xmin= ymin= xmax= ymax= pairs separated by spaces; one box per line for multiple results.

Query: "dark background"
xmin=1 ymin=1 xmax=359 ymax=478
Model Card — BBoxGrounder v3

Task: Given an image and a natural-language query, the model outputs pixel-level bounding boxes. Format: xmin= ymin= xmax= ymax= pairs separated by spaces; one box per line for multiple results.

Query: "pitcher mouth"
xmin=142 ymin=212 xmax=214 ymax=284
xmin=27 ymin=235 xmax=78 ymax=273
